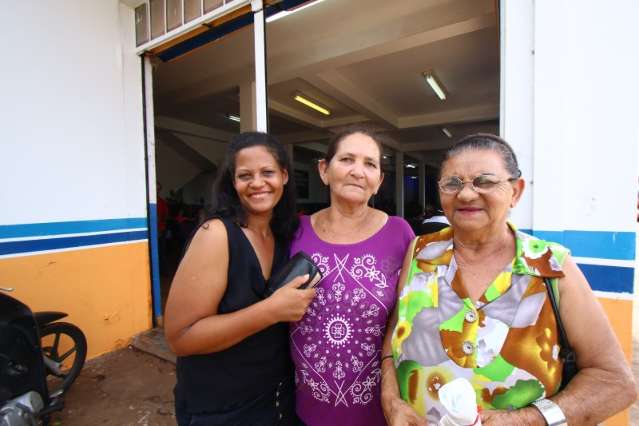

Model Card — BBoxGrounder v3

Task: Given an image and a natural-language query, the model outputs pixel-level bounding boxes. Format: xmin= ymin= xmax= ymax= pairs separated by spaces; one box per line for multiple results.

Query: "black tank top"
xmin=174 ymin=217 xmax=292 ymax=413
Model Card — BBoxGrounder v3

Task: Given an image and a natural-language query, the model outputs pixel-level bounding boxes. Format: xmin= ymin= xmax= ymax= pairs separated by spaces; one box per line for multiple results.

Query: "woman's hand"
xmin=383 ymin=397 xmax=427 ymax=426
xmin=267 ymin=274 xmax=316 ymax=322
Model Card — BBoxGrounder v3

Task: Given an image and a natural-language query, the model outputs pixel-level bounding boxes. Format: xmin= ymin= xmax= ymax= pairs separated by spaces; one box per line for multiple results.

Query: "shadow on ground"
xmin=49 ymin=347 xmax=176 ymax=426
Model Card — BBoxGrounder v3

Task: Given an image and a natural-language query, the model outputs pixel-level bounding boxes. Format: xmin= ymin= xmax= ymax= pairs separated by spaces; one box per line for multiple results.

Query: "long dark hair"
xmin=210 ymin=132 xmax=299 ymax=244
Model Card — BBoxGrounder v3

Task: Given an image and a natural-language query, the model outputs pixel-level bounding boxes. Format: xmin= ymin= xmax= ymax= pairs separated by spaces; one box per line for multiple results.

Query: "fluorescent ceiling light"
xmin=266 ymin=0 xmax=326 ymax=23
xmin=294 ymin=93 xmax=330 ymax=115
xmin=405 ymin=163 xmax=416 ymax=169
xmin=442 ymin=127 xmax=452 ymax=138
xmin=423 ymin=71 xmax=447 ymax=101
xmin=226 ymin=114 xmax=240 ymax=123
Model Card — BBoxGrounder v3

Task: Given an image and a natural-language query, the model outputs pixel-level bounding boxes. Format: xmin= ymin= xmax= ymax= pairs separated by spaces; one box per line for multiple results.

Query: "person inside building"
xmin=420 ymin=204 xmax=449 ymax=235
xmin=156 ymin=182 xmax=169 ymax=276
xmin=381 ymin=133 xmax=636 ymax=425
xmin=289 ymin=126 xmax=415 ymax=425
xmin=164 ymin=132 xmax=316 ymax=426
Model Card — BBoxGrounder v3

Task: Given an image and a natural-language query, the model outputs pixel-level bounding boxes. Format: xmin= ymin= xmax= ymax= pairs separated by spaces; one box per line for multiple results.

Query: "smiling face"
xmin=439 ymin=149 xmax=524 ymax=233
xmin=318 ymin=132 xmax=384 ymax=206
xmin=232 ymin=145 xmax=288 ymax=217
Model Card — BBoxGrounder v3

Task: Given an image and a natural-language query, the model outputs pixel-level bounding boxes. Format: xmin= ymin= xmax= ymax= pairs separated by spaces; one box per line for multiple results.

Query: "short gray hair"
xmin=441 ymin=133 xmax=521 ymax=179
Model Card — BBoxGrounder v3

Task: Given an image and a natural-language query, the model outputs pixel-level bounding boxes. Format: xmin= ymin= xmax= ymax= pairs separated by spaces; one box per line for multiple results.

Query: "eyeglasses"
xmin=438 ymin=174 xmax=519 ymax=194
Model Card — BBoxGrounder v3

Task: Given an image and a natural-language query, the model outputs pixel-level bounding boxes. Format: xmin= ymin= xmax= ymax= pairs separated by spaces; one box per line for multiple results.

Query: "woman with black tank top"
xmin=165 ymin=132 xmax=316 ymax=426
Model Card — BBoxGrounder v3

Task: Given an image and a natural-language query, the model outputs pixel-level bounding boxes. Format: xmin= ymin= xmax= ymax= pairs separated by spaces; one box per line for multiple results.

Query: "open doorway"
xmin=145 ymin=0 xmax=501 ymax=312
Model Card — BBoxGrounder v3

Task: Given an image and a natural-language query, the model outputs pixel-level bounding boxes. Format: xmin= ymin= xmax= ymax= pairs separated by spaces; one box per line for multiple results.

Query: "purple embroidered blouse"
xmin=290 ymin=215 xmax=415 ymax=426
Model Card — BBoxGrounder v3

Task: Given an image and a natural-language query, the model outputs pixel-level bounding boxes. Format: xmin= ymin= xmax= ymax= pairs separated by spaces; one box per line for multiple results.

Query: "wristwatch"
xmin=531 ymin=398 xmax=567 ymax=426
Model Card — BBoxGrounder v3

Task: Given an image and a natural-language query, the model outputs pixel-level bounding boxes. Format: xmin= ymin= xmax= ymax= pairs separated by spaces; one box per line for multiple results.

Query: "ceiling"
xmin=153 ymin=0 xmax=500 ymax=167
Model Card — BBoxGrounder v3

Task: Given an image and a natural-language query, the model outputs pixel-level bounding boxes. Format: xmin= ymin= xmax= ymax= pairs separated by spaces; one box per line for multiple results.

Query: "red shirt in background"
xmin=157 ymin=196 xmax=168 ymax=233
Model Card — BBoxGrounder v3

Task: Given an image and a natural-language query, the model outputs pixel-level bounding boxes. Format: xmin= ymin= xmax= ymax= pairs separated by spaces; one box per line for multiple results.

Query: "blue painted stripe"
xmin=0 ymin=230 xmax=148 ymax=256
xmin=577 ymin=263 xmax=634 ymax=294
xmin=520 ymin=229 xmax=635 ymax=261
xmin=0 ymin=218 xmax=148 ymax=239
xmin=148 ymin=204 xmax=162 ymax=319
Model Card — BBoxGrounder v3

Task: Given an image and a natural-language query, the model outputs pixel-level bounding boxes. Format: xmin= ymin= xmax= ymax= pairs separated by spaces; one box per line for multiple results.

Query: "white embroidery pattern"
xmin=351 ymin=367 xmax=381 ymax=405
xmin=351 ymin=287 xmax=366 ymax=306
xmin=324 ymin=314 xmax=353 ymax=348
xmin=300 ymin=370 xmax=330 ymax=403
xmin=304 ymin=343 xmax=317 ymax=358
xmin=292 ymin=251 xmax=397 ymax=408
xmin=352 ymin=253 xmax=388 ymax=297
xmin=351 ymin=355 xmax=364 ymax=372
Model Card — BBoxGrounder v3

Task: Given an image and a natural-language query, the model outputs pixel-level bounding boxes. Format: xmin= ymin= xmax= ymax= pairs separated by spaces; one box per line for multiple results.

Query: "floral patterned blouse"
xmin=391 ymin=223 xmax=569 ymax=424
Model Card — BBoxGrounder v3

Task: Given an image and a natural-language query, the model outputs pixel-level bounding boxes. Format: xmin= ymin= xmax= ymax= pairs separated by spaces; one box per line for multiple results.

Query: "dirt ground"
xmin=49 ymin=347 xmax=176 ymax=426
xmin=45 ymin=337 xmax=639 ymax=426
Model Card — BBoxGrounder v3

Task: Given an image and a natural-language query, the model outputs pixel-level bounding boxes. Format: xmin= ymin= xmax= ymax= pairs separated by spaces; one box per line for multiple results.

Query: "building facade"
xmin=1 ymin=1 xmax=637 ymax=424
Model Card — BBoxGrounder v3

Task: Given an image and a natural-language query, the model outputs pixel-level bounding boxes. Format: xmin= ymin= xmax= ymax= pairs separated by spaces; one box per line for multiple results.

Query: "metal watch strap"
xmin=531 ymin=399 xmax=567 ymax=426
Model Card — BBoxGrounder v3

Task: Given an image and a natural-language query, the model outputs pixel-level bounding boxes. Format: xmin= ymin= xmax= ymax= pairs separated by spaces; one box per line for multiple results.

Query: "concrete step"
xmin=131 ymin=327 xmax=176 ymax=364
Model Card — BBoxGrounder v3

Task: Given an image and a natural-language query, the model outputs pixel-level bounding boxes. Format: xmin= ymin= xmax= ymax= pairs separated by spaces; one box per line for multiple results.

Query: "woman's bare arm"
xmin=381 ymin=243 xmax=427 ymax=426
xmin=164 ymin=219 xmax=315 ymax=356
xmin=550 ymin=255 xmax=637 ymax=424
xmin=482 ymin=255 xmax=638 ymax=425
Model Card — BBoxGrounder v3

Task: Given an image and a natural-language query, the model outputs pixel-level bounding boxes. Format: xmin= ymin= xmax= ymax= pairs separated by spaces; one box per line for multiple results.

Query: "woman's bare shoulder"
xmin=186 ymin=218 xmax=228 ymax=255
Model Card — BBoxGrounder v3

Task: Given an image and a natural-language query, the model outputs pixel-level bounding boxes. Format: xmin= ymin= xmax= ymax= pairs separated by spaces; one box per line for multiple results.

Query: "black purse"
xmin=265 ymin=251 xmax=323 ymax=297
xmin=543 ymin=278 xmax=578 ymax=390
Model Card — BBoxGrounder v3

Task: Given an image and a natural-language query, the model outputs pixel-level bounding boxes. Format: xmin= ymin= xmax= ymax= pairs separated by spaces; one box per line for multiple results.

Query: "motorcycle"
xmin=0 ymin=287 xmax=87 ymax=425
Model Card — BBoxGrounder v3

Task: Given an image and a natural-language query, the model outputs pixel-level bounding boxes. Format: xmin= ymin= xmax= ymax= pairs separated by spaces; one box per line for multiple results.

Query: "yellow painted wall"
xmin=0 ymin=242 xmax=152 ymax=359
xmin=598 ymin=297 xmax=633 ymax=426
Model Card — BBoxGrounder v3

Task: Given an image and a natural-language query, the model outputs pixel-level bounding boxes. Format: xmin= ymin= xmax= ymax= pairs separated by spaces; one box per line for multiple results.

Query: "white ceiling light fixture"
xmin=226 ymin=113 xmax=240 ymax=123
xmin=266 ymin=0 xmax=327 ymax=23
xmin=442 ymin=127 xmax=452 ymax=138
xmin=423 ymin=70 xmax=447 ymax=101
xmin=293 ymin=93 xmax=331 ymax=116
xmin=405 ymin=163 xmax=416 ymax=169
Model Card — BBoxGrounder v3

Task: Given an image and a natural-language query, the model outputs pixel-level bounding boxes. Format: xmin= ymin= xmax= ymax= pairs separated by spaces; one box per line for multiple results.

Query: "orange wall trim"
xmin=598 ymin=297 xmax=633 ymax=426
xmin=0 ymin=242 xmax=152 ymax=359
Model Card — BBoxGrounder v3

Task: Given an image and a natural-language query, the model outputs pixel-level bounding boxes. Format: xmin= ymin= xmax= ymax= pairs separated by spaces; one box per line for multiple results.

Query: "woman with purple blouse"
xmin=289 ymin=127 xmax=415 ymax=425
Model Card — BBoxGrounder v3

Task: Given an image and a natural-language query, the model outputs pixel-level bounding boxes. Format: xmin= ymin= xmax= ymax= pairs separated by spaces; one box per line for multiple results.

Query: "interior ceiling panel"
xmin=154 ymin=0 xmax=500 ymax=160
xmin=269 ymin=78 xmax=358 ymax=118
xmin=337 ymin=28 xmax=499 ymax=116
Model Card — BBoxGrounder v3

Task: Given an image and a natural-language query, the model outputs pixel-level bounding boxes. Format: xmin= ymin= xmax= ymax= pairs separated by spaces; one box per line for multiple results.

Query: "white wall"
xmin=532 ymin=0 xmax=639 ymax=233
xmin=502 ymin=0 xmax=639 ymax=234
xmin=500 ymin=0 xmax=534 ymax=228
xmin=0 ymin=2 xmax=146 ymax=224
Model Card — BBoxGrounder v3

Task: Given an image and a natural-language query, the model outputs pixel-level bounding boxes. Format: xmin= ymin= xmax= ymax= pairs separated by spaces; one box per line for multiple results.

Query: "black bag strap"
xmin=543 ymin=278 xmax=576 ymax=362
